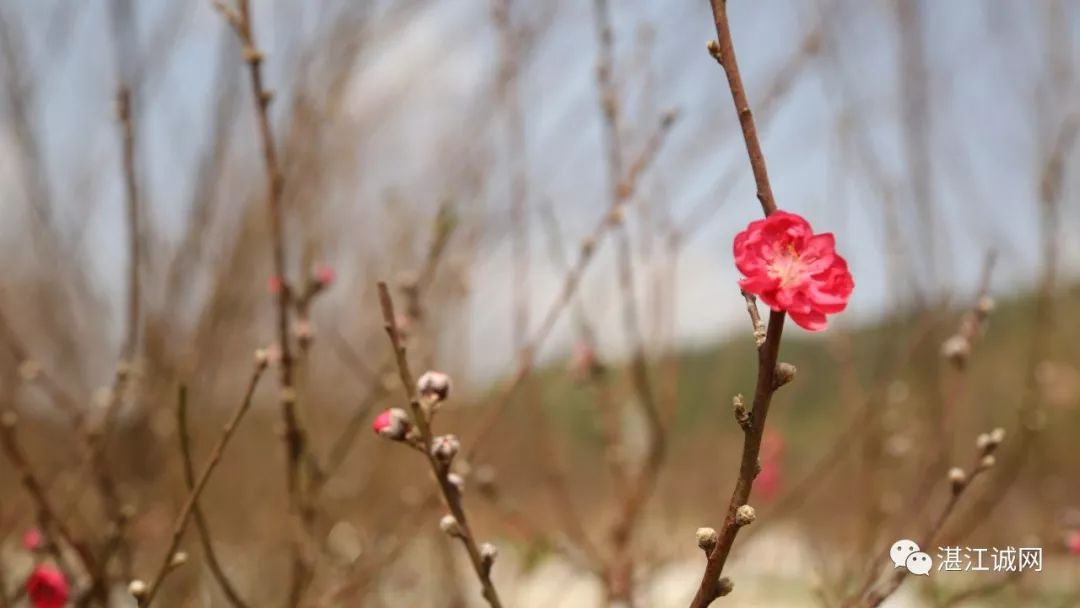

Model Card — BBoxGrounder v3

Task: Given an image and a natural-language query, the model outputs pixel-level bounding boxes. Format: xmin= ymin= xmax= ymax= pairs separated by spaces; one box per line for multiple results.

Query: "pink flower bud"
xmin=22 ymin=528 xmax=42 ymax=551
xmin=417 ymin=371 xmax=452 ymax=402
xmin=26 ymin=565 xmax=69 ymax=608
xmin=268 ymin=275 xmax=284 ymax=295
xmin=372 ymin=408 xmax=410 ymax=440
xmin=315 ymin=264 xmax=336 ymax=288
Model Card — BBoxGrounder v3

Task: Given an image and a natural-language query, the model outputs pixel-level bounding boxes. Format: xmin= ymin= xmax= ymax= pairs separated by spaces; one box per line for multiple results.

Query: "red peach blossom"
xmin=26 ymin=565 xmax=69 ymax=608
xmin=734 ymin=210 xmax=853 ymax=331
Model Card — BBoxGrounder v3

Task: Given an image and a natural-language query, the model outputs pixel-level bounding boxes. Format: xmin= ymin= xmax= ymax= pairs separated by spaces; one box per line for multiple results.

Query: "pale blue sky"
xmin=2 ymin=0 xmax=1078 ymax=381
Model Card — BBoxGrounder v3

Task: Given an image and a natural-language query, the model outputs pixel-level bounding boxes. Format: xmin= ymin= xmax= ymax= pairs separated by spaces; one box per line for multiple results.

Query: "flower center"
xmin=768 ymin=244 xmax=805 ymax=287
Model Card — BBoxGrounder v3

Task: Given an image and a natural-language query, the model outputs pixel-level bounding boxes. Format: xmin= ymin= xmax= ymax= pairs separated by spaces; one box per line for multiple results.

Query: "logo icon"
xmin=890 ymin=539 xmax=933 ymax=575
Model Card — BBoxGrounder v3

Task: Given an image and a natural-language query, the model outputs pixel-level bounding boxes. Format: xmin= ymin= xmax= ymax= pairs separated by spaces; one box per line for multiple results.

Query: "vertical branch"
xmin=116 ymin=88 xmax=141 ymax=360
xmin=590 ymin=1 xmax=675 ymax=601
xmin=705 ymin=3 xmax=777 ymax=217
xmin=689 ymin=2 xmax=788 ymax=606
xmin=213 ymin=2 xmax=311 ymax=603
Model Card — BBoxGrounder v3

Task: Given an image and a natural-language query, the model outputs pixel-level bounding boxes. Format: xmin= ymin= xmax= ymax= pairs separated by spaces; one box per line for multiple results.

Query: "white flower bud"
xmin=734 ymin=504 xmax=756 ymax=527
xmin=128 ymin=579 xmax=148 ymax=599
xmin=432 ymin=434 xmax=461 ymax=464
xmin=941 ymin=335 xmax=971 ymax=366
xmin=948 ymin=467 xmax=967 ymax=492
xmin=696 ymin=527 xmax=718 ymax=552
xmin=417 ymin=371 xmax=452 ymax=401
xmin=439 ymin=514 xmax=463 ymax=538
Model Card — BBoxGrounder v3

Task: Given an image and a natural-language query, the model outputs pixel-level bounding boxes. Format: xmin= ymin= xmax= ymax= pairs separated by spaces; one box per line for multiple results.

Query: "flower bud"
xmin=773 ymin=362 xmax=797 ymax=389
xmin=439 ymin=514 xmax=463 ymax=538
xmin=447 ymin=472 xmax=465 ymax=493
xmin=717 ymin=577 xmax=734 ymax=597
xmin=170 ymin=551 xmax=188 ymax=568
xmin=941 ymin=335 xmax=971 ymax=367
xmin=372 ymin=408 xmax=411 ymax=441
xmin=254 ymin=348 xmax=269 ymax=368
xmin=732 ymin=394 xmax=750 ymax=430
xmin=734 ymin=504 xmax=756 ymax=527
xmin=948 ymin=467 xmax=967 ymax=493
xmin=432 ymin=434 xmax=461 ymax=465
xmin=268 ymin=275 xmax=284 ymax=295
xmin=417 ymin=371 xmax=452 ymax=401
xmin=128 ymin=579 xmax=147 ymax=599
xmin=979 ymin=454 xmax=996 ymax=470
xmin=696 ymin=527 xmax=718 ymax=552
xmin=480 ymin=542 xmax=498 ymax=572
xmin=989 ymin=427 xmax=1006 ymax=445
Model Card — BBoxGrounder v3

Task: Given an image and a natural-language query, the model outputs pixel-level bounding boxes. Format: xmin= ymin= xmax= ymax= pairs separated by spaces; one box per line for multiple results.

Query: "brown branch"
xmin=215 ymin=1 xmax=312 ymax=602
xmin=116 ymin=87 xmax=141 ymax=360
xmin=176 ymin=386 xmax=250 ymax=608
xmin=689 ymin=2 xmax=788 ymax=605
xmin=0 ymin=411 xmax=97 ymax=576
xmin=852 ymin=433 xmax=1003 ymax=607
xmin=139 ymin=359 xmax=267 ymax=607
xmin=705 ymin=2 xmax=776 ymax=217
xmin=465 ymin=108 xmax=677 ymax=459
xmin=377 ymin=283 xmax=503 ymax=608
xmin=943 ymin=114 xmax=1078 ymax=543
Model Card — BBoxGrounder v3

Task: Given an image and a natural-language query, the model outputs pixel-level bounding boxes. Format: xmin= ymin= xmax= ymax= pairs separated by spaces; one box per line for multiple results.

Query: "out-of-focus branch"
xmin=0 ymin=411 xmax=97 ymax=577
xmin=176 ymin=386 xmax=250 ymax=608
xmin=214 ymin=1 xmax=313 ymax=602
xmin=465 ymin=109 xmax=677 ymax=458
xmin=943 ymin=113 xmax=1078 ymax=543
xmin=138 ymin=358 xmax=267 ymax=607
xmin=850 ymin=431 xmax=1004 ymax=607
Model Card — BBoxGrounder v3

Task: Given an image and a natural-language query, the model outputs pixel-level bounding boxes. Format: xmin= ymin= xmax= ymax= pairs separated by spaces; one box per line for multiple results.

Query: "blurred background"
xmin=1 ymin=0 xmax=1079 ymax=606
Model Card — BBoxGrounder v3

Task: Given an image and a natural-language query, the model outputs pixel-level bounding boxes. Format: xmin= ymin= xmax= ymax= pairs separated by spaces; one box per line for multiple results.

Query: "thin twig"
xmin=176 ymin=386 xmax=250 ymax=608
xmin=852 ymin=436 xmax=1002 ymax=607
xmin=0 ymin=411 xmax=97 ymax=576
xmin=465 ymin=109 xmax=677 ymax=459
xmin=215 ymin=1 xmax=312 ymax=602
xmin=139 ymin=361 xmax=266 ymax=607
xmin=376 ymin=283 xmax=503 ymax=608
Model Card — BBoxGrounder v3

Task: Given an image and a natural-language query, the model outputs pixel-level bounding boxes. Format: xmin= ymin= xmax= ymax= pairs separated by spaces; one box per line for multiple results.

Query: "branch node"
xmin=732 ymin=394 xmax=751 ymax=432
